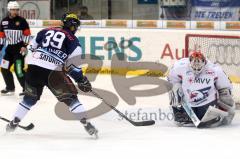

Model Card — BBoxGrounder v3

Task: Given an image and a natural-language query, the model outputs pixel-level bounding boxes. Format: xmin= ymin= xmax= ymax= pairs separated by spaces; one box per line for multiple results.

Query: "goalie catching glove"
xmin=65 ymin=64 xmax=92 ymax=92
xmin=217 ymin=88 xmax=235 ymax=125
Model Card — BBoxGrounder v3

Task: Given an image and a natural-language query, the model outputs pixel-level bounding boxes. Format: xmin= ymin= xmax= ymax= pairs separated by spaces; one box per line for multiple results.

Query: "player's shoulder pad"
xmin=205 ymin=60 xmax=224 ymax=75
xmin=1 ymin=17 xmax=9 ymax=25
xmin=172 ymin=58 xmax=189 ymax=69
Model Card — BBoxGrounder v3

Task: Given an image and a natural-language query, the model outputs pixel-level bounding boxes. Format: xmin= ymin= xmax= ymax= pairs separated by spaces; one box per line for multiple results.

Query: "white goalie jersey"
xmin=168 ymin=58 xmax=233 ymax=108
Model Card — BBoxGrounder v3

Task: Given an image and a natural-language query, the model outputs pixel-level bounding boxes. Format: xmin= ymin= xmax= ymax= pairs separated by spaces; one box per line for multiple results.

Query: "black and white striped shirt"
xmin=0 ymin=15 xmax=31 ymax=50
xmin=3 ymin=29 xmax=30 ymax=45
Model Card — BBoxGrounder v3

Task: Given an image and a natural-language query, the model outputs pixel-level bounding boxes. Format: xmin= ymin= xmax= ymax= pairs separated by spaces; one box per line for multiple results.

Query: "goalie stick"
xmin=0 ymin=116 xmax=34 ymax=131
xmin=91 ymin=90 xmax=155 ymax=126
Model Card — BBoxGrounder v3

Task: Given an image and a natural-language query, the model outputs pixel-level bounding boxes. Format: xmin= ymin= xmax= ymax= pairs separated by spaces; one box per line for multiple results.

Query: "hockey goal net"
xmin=185 ymin=34 xmax=240 ymax=105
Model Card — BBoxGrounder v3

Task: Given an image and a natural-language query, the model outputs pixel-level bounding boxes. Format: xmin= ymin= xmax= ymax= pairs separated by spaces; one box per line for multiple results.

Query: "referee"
xmin=0 ymin=1 xmax=31 ymax=96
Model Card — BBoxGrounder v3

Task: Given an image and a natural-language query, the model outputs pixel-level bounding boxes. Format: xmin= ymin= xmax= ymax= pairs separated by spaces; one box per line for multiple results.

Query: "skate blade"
xmin=89 ymin=129 xmax=98 ymax=139
xmin=5 ymin=128 xmax=16 ymax=133
xmin=6 ymin=125 xmax=16 ymax=133
xmin=93 ymin=132 xmax=99 ymax=139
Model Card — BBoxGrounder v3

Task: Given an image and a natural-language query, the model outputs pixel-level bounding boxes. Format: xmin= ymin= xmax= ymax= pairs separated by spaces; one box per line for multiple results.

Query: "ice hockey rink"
xmin=0 ymin=75 xmax=240 ymax=159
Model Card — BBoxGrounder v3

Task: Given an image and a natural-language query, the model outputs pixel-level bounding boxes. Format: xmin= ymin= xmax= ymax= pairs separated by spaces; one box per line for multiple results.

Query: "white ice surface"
xmin=0 ymin=75 xmax=240 ymax=159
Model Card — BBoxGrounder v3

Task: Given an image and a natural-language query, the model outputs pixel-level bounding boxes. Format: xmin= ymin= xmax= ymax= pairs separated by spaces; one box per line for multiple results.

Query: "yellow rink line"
xmin=229 ymin=76 xmax=240 ymax=84
xmin=2 ymin=65 xmax=240 ymax=83
xmin=81 ymin=67 xmax=165 ymax=76
xmin=0 ymin=65 xmax=165 ymax=77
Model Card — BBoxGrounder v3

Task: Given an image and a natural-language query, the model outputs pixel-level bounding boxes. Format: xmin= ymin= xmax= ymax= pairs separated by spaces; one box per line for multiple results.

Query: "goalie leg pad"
xmin=191 ymin=100 xmax=217 ymax=120
xmin=172 ymin=106 xmax=193 ymax=125
xmin=196 ymin=105 xmax=234 ymax=128
xmin=222 ymin=114 xmax=234 ymax=125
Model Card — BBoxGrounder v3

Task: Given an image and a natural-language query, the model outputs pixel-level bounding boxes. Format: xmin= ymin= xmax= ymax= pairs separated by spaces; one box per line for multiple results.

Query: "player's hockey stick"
xmin=91 ymin=91 xmax=155 ymax=126
xmin=0 ymin=116 xmax=34 ymax=131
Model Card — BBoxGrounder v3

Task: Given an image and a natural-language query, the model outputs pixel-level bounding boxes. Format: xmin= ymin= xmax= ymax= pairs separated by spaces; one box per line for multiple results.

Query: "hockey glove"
xmin=65 ymin=64 xmax=92 ymax=92
xmin=77 ymin=76 xmax=92 ymax=92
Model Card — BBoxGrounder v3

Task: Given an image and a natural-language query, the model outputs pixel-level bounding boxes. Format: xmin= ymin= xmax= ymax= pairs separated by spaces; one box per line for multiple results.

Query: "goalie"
xmin=168 ymin=51 xmax=235 ymax=128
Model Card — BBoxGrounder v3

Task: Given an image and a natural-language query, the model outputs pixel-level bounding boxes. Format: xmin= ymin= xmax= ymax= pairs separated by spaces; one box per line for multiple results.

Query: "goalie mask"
xmin=189 ymin=51 xmax=206 ymax=75
xmin=62 ymin=13 xmax=80 ymax=34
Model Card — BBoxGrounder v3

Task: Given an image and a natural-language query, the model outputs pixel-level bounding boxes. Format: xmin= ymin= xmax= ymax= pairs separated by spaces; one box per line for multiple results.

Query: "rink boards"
xmin=28 ymin=28 xmax=240 ymax=77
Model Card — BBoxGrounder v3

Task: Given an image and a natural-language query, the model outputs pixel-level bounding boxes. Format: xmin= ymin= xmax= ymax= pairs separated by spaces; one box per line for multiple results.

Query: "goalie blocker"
xmin=168 ymin=51 xmax=235 ymax=128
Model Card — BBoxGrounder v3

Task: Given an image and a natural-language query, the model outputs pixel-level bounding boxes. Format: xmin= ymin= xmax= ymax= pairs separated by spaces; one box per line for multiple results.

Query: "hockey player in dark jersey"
xmin=6 ymin=13 xmax=98 ymax=138
xmin=0 ymin=1 xmax=31 ymax=96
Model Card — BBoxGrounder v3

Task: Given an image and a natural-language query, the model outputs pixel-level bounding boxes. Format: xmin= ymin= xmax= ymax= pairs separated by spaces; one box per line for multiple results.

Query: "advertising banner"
xmin=29 ymin=28 xmax=239 ymax=73
xmin=17 ymin=0 xmax=50 ymax=19
xmin=191 ymin=0 xmax=240 ymax=21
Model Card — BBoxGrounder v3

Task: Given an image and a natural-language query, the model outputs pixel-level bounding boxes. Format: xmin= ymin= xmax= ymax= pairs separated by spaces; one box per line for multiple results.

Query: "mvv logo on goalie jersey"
xmin=188 ymin=77 xmax=211 ymax=85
